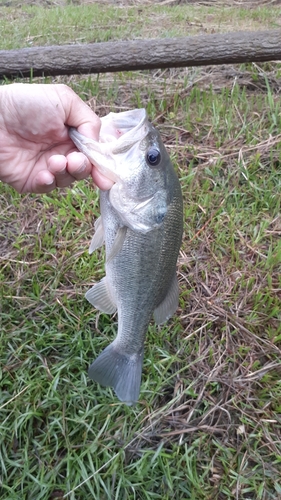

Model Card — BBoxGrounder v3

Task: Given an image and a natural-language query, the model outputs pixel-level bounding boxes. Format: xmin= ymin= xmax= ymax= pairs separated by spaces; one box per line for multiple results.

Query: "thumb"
xmin=59 ymin=84 xmax=101 ymax=140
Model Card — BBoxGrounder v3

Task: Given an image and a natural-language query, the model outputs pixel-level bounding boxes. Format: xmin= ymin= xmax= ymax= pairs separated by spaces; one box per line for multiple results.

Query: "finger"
xmin=32 ymin=170 xmax=56 ymax=194
xmin=91 ymin=168 xmax=114 ymax=191
xmin=66 ymin=151 xmax=91 ymax=180
xmin=48 ymin=154 xmax=76 ymax=188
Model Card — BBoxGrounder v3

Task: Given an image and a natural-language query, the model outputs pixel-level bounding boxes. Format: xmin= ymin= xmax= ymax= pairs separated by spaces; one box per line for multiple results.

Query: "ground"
xmin=0 ymin=1 xmax=281 ymax=499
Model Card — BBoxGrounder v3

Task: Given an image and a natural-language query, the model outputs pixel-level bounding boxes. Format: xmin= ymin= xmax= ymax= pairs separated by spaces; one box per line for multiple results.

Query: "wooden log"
xmin=0 ymin=29 xmax=280 ymax=79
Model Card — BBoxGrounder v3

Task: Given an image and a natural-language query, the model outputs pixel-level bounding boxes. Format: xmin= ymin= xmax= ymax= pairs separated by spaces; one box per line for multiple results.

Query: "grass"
xmin=0 ymin=1 xmax=280 ymax=49
xmin=1 ymin=1 xmax=281 ymax=499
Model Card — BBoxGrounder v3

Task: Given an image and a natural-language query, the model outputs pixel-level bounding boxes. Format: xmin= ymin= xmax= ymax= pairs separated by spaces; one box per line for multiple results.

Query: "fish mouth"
xmin=69 ymin=109 xmax=149 ymax=183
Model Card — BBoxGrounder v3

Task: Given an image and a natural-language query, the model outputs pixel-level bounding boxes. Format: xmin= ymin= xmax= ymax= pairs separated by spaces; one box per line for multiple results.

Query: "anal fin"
xmin=153 ymin=272 xmax=179 ymax=325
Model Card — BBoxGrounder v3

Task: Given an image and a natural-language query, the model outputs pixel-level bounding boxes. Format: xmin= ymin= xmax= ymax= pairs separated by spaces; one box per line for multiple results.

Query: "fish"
xmin=69 ymin=108 xmax=183 ymax=405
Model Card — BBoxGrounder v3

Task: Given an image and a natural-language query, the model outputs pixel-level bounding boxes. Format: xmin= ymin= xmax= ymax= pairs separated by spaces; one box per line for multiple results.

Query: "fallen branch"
xmin=0 ymin=29 xmax=280 ymax=79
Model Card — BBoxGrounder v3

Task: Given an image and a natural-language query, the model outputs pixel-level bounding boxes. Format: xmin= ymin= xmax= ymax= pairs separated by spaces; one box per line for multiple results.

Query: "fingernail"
xmin=77 ymin=161 xmax=87 ymax=173
xmin=44 ymin=173 xmax=55 ymax=185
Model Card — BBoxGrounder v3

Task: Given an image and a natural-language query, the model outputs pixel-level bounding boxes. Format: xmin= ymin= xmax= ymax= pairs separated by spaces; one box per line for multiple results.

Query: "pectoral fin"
xmin=85 ymin=277 xmax=117 ymax=314
xmin=106 ymin=226 xmax=127 ymax=263
xmin=153 ymin=272 xmax=179 ymax=325
xmin=89 ymin=216 xmax=104 ymax=254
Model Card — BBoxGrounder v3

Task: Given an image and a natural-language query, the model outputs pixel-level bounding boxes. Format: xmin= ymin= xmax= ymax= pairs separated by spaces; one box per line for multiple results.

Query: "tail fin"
xmin=88 ymin=342 xmax=144 ymax=405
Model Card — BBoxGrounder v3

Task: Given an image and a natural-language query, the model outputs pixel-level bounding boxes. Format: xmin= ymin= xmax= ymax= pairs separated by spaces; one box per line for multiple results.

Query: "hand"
xmin=0 ymin=83 xmax=114 ymax=193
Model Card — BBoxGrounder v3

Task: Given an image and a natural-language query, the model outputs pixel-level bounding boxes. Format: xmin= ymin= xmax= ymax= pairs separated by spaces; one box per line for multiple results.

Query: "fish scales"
xmin=103 ymin=174 xmax=182 ymax=352
xmin=69 ymin=109 xmax=183 ymax=405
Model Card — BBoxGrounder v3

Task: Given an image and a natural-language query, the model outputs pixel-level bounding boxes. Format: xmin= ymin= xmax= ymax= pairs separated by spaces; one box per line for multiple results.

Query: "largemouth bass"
xmin=69 ymin=109 xmax=183 ymax=405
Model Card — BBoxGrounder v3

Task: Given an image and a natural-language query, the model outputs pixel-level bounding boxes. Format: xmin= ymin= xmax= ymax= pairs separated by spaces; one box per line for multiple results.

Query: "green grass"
xmin=0 ymin=0 xmax=280 ymax=49
xmin=1 ymin=1 xmax=281 ymax=499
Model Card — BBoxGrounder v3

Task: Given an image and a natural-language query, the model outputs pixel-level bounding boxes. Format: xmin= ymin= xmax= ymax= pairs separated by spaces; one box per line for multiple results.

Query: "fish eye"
xmin=146 ymin=148 xmax=161 ymax=167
